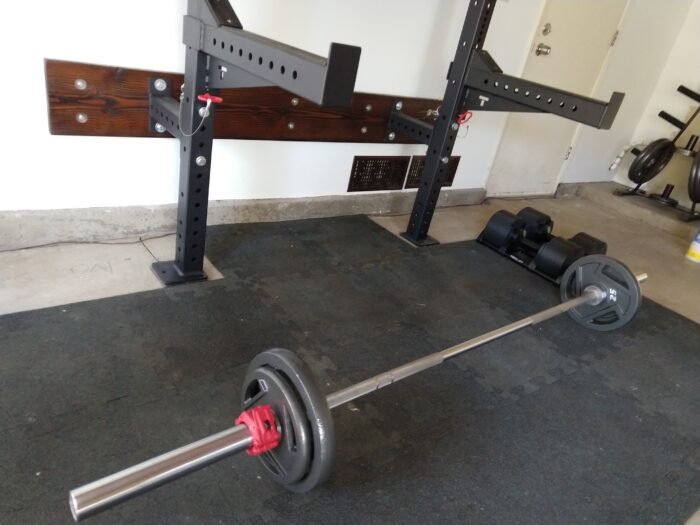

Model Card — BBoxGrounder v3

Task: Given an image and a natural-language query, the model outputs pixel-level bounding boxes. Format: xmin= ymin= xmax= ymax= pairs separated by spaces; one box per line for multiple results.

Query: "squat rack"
xmin=150 ymin=0 xmax=624 ymax=283
xmin=386 ymin=0 xmax=624 ymax=246
xmin=149 ymin=0 xmax=361 ymax=285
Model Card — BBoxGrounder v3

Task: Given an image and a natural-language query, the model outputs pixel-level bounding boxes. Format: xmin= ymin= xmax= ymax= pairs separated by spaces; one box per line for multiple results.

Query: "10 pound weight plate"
xmin=245 ymin=348 xmax=335 ymax=493
xmin=242 ymin=366 xmax=312 ymax=485
xmin=560 ymin=255 xmax=641 ymax=331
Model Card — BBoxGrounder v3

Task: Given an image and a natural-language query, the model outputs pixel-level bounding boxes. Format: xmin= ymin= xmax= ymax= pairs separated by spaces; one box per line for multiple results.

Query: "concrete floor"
xmin=0 ymin=235 xmax=222 ymax=316
xmin=1 ymin=182 xmax=699 ymax=324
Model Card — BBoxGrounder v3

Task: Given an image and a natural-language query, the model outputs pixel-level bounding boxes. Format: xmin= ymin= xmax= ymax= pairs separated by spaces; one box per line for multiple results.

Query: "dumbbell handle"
xmin=70 ymin=274 xmax=647 ymax=521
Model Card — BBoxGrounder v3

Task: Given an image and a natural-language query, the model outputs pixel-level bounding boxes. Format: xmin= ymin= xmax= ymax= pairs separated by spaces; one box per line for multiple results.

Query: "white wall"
xmin=0 ymin=0 xmax=543 ymax=211
xmin=628 ymin=0 xmax=700 ymax=143
xmin=560 ymin=0 xmax=695 ymax=184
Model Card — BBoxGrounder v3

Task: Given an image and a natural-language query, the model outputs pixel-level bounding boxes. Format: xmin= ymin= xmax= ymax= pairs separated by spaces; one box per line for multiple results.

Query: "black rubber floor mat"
xmin=1 ymin=215 xmax=698 ymax=525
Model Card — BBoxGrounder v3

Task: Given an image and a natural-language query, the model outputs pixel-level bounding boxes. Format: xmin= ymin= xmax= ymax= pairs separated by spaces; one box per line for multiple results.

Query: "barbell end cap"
xmin=69 ymin=492 xmax=80 ymax=522
xmin=583 ymin=285 xmax=606 ymax=306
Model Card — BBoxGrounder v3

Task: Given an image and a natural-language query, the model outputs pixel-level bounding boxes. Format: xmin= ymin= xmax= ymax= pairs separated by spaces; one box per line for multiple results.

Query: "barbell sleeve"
xmin=70 ymin=424 xmax=252 ymax=521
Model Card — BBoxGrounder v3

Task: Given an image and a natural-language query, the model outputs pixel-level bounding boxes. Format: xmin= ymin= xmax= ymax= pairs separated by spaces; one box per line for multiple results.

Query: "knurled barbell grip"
xmin=327 ymin=274 xmax=646 ymax=409
xmin=326 ymin=289 xmax=597 ymax=409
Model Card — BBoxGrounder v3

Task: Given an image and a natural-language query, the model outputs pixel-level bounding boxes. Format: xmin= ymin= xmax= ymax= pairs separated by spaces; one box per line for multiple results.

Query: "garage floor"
xmin=1 ymin=210 xmax=699 ymax=524
xmin=372 ymin=183 xmax=700 ymax=324
xmin=2 ymin=183 xmax=699 ymax=323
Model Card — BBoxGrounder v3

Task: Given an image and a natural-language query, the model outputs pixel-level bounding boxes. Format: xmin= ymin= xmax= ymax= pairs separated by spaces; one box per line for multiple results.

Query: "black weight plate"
xmin=242 ymin=366 xmax=312 ymax=485
xmin=649 ymin=193 xmax=678 ymax=207
xmin=569 ymin=232 xmax=607 ymax=256
xmin=517 ymin=207 xmax=553 ymax=242
xmin=246 ymin=348 xmax=334 ymax=493
xmin=689 ymin=154 xmax=700 ymax=203
xmin=628 ymin=138 xmax=675 ymax=184
xmin=534 ymin=237 xmax=585 ymax=279
xmin=560 ymin=255 xmax=641 ymax=332
xmin=480 ymin=210 xmax=524 ymax=250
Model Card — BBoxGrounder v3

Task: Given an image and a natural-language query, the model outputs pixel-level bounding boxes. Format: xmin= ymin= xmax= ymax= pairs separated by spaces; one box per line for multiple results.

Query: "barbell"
xmin=69 ymin=255 xmax=647 ymax=521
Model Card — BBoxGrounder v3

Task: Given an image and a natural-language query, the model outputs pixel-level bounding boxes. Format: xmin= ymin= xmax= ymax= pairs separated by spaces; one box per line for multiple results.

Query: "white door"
xmin=486 ymin=0 xmax=628 ymax=196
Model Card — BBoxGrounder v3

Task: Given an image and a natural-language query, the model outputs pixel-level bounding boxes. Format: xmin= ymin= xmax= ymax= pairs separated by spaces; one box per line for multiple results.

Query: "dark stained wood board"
xmin=45 ymin=59 xmax=441 ymax=143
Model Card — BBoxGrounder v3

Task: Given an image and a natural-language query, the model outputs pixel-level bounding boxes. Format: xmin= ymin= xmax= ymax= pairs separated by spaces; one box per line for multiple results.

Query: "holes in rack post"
xmin=479 ymin=74 xmax=587 ymax=116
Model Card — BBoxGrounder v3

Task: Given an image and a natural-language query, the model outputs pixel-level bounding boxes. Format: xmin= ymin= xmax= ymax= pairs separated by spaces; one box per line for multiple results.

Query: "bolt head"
xmin=388 ymin=132 xmax=396 ymax=141
xmin=361 ymin=126 xmax=368 ymax=134
xmin=74 ymin=79 xmax=87 ymax=91
xmin=154 ymin=123 xmax=166 ymax=134
xmin=154 ymin=78 xmax=167 ymax=92
xmin=291 ymin=98 xmax=300 ymax=107
xmin=451 ymin=122 xmax=459 ymax=131
xmin=365 ymin=104 xmax=373 ymax=112
xmin=287 ymin=122 xmax=296 ymax=130
xmin=394 ymin=101 xmax=404 ymax=111
xmin=76 ymin=113 xmax=88 ymax=124
xmin=195 ymin=156 xmax=207 ymax=167
xmin=441 ymin=156 xmax=450 ymax=164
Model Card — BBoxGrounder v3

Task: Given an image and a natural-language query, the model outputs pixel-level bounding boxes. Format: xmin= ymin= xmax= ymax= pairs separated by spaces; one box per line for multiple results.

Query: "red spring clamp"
xmin=197 ymin=93 xmax=224 ymax=104
xmin=457 ymin=111 xmax=473 ymax=125
xmin=235 ymin=405 xmax=280 ymax=456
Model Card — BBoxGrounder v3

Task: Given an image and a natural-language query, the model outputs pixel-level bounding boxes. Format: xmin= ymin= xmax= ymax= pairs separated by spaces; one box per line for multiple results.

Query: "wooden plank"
xmin=45 ymin=59 xmax=441 ymax=144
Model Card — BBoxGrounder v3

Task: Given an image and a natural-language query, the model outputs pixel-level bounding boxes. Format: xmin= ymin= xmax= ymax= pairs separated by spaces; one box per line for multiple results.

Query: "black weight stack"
xmin=517 ymin=207 xmax=553 ymax=243
xmin=479 ymin=210 xmax=525 ymax=250
xmin=569 ymin=232 xmax=607 ymax=256
xmin=534 ymin=238 xmax=585 ymax=279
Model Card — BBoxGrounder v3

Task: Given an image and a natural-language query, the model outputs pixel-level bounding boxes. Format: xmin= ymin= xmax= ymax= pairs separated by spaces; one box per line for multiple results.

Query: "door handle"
xmin=535 ymin=43 xmax=551 ymax=56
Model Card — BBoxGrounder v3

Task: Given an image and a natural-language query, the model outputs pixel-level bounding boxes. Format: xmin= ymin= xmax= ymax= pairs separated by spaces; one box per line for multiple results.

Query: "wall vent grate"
xmin=347 ymin=156 xmax=410 ymax=192
xmin=405 ymin=156 xmax=460 ymax=189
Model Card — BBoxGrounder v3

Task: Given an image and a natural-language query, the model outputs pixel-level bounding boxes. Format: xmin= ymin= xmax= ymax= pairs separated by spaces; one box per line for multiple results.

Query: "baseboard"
xmin=0 ymin=188 xmax=486 ymax=250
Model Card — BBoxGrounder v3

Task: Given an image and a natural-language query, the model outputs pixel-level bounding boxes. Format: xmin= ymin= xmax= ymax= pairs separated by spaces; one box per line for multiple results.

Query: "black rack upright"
xmin=387 ymin=0 xmax=624 ymax=246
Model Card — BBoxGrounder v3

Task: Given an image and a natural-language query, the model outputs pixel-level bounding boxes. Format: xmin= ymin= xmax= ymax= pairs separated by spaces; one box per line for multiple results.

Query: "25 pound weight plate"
xmin=560 ymin=255 xmax=641 ymax=331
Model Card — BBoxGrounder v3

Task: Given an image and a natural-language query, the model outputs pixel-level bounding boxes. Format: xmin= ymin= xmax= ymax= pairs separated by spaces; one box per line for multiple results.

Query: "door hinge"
xmin=565 ymin=146 xmax=573 ymax=160
xmin=610 ymin=30 xmax=619 ymax=47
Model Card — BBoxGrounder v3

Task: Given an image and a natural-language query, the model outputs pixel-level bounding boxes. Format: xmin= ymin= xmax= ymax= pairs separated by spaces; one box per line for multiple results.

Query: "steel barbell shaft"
xmin=70 ymin=425 xmax=253 ymax=521
xmin=71 ymin=274 xmax=647 ymax=520
xmin=328 ymin=273 xmax=647 ymax=409
xmin=327 ymin=288 xmax=594 ymax=408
